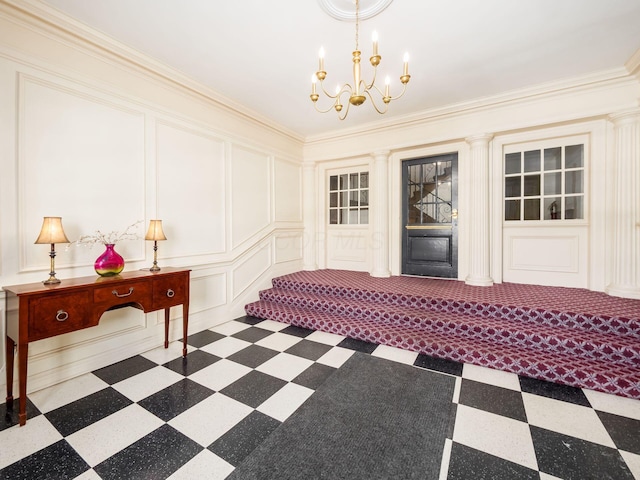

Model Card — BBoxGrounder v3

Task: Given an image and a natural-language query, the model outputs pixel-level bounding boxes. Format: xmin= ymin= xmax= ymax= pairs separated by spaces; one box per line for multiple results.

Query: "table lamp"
xmin=145 ymin=219 xmax=167 ymax=272
xmin=34 ymin=216 xmax=70 ymax=284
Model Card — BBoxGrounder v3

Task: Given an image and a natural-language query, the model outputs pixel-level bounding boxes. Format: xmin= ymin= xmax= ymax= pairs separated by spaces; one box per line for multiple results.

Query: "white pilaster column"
xmin=606 ymin=108 xmax=640 ymax=299
xmin=302 ymin=161 xmax=318 ymax=271
xmin=465 ymin=133 xmax=494 ymax=286
xmin=370 ymin=150 xmax=391 ymax=277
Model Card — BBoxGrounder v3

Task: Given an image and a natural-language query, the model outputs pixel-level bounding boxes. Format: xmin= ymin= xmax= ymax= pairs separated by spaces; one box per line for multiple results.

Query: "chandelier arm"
xmin=363 ymin=66 xmax=378 ymax=91
xmin=337 ymin=99 xmax=351 ymax=120
xmin=363 ymin=89 xmax=390 ymax=115
xmin=387 ymin=82 xmax=409 ymax=101
xmin=313 ymin=101 xmax=342 ymax=114
xmin=318 ymin=80 xmax=354 ymax=99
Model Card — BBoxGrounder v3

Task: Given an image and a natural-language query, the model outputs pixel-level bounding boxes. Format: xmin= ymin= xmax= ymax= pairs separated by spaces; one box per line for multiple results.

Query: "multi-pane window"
xmin=504 ymin=144 xmax=584 ymax=221
xmin=328 ymin=172 xmax=369 ymax=224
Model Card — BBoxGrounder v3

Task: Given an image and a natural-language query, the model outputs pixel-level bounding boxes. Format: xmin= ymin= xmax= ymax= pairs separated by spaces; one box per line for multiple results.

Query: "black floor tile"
xmin=0 ymin=440 xmax=89 ymax=479
xmin=45 ymin=387 xmax=132 ymax=437
xmin=292 ymin=363 xmax=337 ymax=390
xmin=208 ymin=410 xmax=281 ymax=466
xmin=227 ymin=344 xmax=279 ymax=368
xmin=447 ymin=442 xmax=539 ymax=480
xmin=162 ymin=349 xmax=221 ymax=376
xmin=221 ymin=371 xmax=287 ymax=408
xmin=284 ymin=339 xmax=333 ymax=361
xmin=236 ymin=315 xmax=264 ymax=325
xmin=138 ymin=378 xmax=214 ymax=422
xmin=92 ymin=355 xmax=157 ymax=384
xmin=530 ymin=425 xmax=634 ymax=480
xmin=1 ymin=398 xmax=41 ymax=432
xmin=185 ymin=329 xmax=225 ymax=348
xmin=597 ymin=410 xmax=640 ymax=455
xmin=337 ymin=337 xmax=377 ymax=354
xmin=93 ymin=424 xmax=202 ymax=480
xmin=414 ymin=354 xmax=464 ymax=376
xmin=232 ymin=327 xmax=274 ymax=343
xmin=458 ymin=379 xmax=527 ymax=422
xmin=519 ymin=376 xmax=591 ymax=406
xmin=279 ymin=325 xmax=314 ymax=338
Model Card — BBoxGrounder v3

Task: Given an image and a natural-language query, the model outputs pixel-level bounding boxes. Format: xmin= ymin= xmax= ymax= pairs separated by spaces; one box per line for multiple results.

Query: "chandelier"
xmin=310 ymin=0 xmax=410 ymax=120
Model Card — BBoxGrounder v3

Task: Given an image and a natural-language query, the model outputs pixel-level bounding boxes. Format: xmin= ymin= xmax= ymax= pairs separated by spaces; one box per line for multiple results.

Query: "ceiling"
xmin=38 ymin=0 xmax=640 ymax=139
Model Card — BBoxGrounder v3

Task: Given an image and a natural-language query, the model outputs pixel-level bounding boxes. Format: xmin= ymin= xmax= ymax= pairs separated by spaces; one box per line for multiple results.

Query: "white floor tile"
xmin=317 ymin=346 xmax=355 ymax=368
xmin=73 ymin=469 xmax=102 ymax=480
xmin=371 ymin=344 xmax=418 ymax=365
xmin=28 ymin=374 xmax=109 ymax=413
xmin=200 ymin=336 xmax=251 ymax=358
xmin=452 ymin=376 xmax=462 ymax=404
xmin=169 ymin=393 xmax=252 ymax=446
xmin=254 ymin=319 xmax=290 ymax=332
xmin=438 ymin=438 xmax=453 ymax=480
xmin=0 ymin=415 xmax=62 ymax=469
xmin=141 ymin=341 xmax=195 ymax=364
xmin=305 ymin=330 xmax=346 ymax=346
xmin=522 ymin=392 xmax=615 ymax=447
xmin=583 ymin=389 xmax=640 ymax=421
xmin=167 ymin=449 xmax=234 ymax=480
xmin=619 ymin=450 xmax=640 ymax=480
xmin=461 ymin=363 xmax=521 ymax=391
xmin=539 ymin=473 xmax=564 ymax=480
xmin=255 ymin=352 xmax=314 ymax=381
xmin=210 ymin=320 xmax=252 ymax=336
xmin=255 ymin=332 xmax=303 ymax=352
xmin=111 ymin=365 xmax=183 ymax=402
xmin=453 ymin=404 xmax=538 ymax=471
xmin=188 ymin=359 xmax=252 ymax=391
xmin=66 ymin=404 xmax=164 ymax=467
xmin=257 ymin=383 xmax=314 ymax=422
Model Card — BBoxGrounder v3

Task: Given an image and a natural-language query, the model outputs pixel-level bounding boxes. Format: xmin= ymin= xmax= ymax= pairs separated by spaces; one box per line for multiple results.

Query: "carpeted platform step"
xmin=257 ymin=289 xmax=640 ymax=366
xmin=245 ymin=270 xmax=640 ymax=399
xmin=271 ymin=277 xmax=640 ymax=338
xmin=245 ymin=300 xmax=640 ymax=399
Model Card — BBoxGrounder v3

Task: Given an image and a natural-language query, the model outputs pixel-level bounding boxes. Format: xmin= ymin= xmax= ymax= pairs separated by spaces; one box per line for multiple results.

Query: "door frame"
xmin=389 ymin=143 xmax=467 ymax=278
xmin=401 ymin=153 xmax=459 ymax=278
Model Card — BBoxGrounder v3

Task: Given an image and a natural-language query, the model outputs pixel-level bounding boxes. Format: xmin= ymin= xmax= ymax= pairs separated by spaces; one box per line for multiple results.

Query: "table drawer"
xmin=93 ymin=281 xmax=152 ymax=308
xmin=29 ymin=291 xmax=91 ymax=341
xmin=153 ymin=275 xmax=187 ymax=309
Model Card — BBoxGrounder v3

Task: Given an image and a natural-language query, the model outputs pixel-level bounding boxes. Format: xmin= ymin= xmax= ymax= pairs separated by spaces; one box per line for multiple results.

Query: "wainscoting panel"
xmin=156 ymin=121 xmax=226 ymax=258
xmin=274 ymin=232 xmax=303 ymax=264
xmin=232 ymin=242 xmax=272 ymax=300
xmin=19 ymin=75 xmax=146 ymax=271
xmin=274 ymin=157 xmax=302 ymax=223
xmin=503 ymin=226 xmax=588 ymax=288
xmin=326 ymin=228 xmax=371 ymax=272
xmin=231 ymin=145 xmax=271 ymax=249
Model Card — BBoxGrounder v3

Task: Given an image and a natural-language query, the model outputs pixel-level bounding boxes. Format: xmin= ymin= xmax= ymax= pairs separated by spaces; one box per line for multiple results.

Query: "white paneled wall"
xmin=0 ymin=9 xmax=303 ymax=393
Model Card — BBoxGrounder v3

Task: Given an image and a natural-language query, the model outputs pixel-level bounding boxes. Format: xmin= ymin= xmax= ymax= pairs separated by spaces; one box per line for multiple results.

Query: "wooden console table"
xmin=3 ymin=267 xmax=190 ymax=426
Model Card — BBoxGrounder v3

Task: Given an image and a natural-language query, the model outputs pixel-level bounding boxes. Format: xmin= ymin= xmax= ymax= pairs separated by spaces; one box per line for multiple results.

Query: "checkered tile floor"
xmin=2 ymin=316 xmax=639 ymax=479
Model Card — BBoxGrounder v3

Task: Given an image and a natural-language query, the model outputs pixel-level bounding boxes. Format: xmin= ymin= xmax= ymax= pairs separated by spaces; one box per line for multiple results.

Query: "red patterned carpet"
xmin=245 ymin=269 xmax=640 ymax=399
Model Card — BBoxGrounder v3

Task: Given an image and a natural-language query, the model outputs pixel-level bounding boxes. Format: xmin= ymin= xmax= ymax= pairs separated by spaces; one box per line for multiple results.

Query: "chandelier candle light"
xmin=310 ymin=0 xmax=410 ymax=119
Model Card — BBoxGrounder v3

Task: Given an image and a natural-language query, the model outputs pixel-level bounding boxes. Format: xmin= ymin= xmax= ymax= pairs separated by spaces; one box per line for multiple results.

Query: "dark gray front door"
xmin=402 ymin=154 xmax=458 ymax=278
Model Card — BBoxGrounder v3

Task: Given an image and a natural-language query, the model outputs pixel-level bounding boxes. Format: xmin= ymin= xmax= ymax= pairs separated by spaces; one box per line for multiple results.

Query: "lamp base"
xmin=43 ymin=276 xmax=61 ymax=285
xmin=149 ymin=265 xmax=161 ymax=272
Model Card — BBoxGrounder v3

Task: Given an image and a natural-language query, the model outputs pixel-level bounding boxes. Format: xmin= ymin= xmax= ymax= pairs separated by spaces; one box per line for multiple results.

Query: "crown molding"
xmin=305 ymin=66 xmax=639 ymax=145
xmin=625 ymin=47 xmax=640 ymax=79
xmin=0 ymin=0 xmax=305 ymax=144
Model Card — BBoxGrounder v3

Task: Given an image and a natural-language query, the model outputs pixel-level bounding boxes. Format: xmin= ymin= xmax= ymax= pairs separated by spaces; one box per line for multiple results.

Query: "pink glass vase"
xmin=94 ymin=244 xmax=125 ymax=276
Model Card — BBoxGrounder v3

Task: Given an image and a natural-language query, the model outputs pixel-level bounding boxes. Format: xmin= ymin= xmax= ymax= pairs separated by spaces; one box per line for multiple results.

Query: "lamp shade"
xmin=145 ymin=220 xmax=167 ymax=241
xmin=34 ymin=217 xmax=70 ymax=244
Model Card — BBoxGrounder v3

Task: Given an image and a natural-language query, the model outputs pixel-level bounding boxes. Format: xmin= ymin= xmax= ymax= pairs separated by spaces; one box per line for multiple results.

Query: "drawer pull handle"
xmin=112 ymin=287 xmax=134 ymax=298
xmin=56 ymin=310 xmax=69 ymax=322
xmin=166 ymin=289 xmax=175 ymax=298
